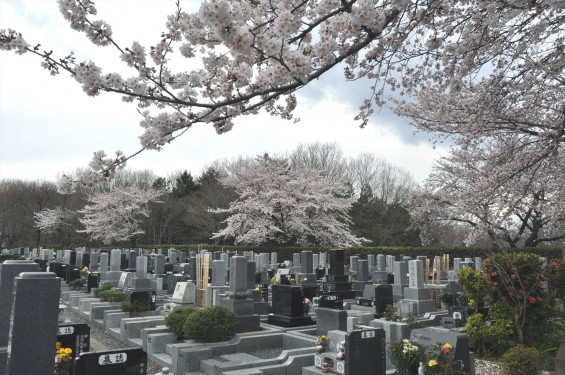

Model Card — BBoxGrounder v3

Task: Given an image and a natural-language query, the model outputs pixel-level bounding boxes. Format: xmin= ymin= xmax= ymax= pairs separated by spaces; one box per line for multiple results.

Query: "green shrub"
xmin=440 ymin=288 xmax=458 ymax=307
xmin=69 ymin=277 xmax=86 ymax=290
xmin=463 ymin=314 xmax=515 ymax=357
xmin=121 ymin=300 xmax=150 ymax=313
xmin=183 ymin=306 xmax=238 ymax=343
xmin=94 ymin=283 xmax=113 ymax=297
xmin=500 ymin=345 xmax=542 ymax=375
xmin=457 ymin=267 xmax=488 ymax=312
xmin=164 ymin=307 xmax=197 ymax=338
xmin=98 ymin=290 xmax=128 ymax=302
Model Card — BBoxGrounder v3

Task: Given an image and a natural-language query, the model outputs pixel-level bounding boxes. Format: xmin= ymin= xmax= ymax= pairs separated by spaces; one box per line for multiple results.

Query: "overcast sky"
xmin=0 ymin=0 xmax=447 ymax=184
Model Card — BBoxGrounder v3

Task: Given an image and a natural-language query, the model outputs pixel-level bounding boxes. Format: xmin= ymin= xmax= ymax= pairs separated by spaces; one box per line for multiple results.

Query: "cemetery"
xmin=0 ymin=247 xmax=564 ymax=375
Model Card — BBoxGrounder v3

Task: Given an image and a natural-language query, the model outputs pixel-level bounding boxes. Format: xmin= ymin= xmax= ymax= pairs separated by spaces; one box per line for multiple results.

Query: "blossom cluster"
xmin=1 ymin=0 xmax=564 ymax=196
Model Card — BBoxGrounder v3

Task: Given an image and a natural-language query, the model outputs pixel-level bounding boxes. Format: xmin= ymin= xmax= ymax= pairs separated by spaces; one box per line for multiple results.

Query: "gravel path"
xmin=64 ymin=309 xmax=164 ymax=374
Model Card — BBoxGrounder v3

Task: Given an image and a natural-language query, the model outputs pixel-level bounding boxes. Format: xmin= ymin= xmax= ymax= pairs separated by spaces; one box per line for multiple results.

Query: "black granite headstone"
xmin=120 ymin=254 xmax=128 ymax=270
xmin=50 ymin=262 xmax=66 ymax=278
xmin=345 ymin=328 xmax=386 ymax=375
xmin=374 ymin=284 xmax=393 ymax=317
xmin=87 ymin=273 xmax=100 ymax=293
xmin=129 ymin=290 xmax=156 ymax=311
xmin=57 ymin=323 xmax=90 ymax=375
xmin=73 ymin=348 xmax=147 ymax=375
xmin=69 ymin=251 xmax=77 ymax=266
xmin=268 ymin=285 xmax=313 ymax=327
xmin=328 ymin=249 xmax=345 ymax=275
xmin=319 ymin=295 xmax=343 ymax=310
xmin=66 ymin=266 xmax=81 ymax=284
xmin=164 ymin=263 xmax=174 ymax=275
xmin=82 ymin=253 xmax=90 ymax=268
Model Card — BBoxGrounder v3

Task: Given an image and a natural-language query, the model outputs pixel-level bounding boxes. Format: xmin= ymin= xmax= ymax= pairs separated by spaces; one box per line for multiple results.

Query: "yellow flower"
xmin=442 ymin=343 xmax=452 ymax=350
xmin=428 ymin=359 xmax=438 ymax=367
xmin=321 ymin=335 xmax=327 ymax=340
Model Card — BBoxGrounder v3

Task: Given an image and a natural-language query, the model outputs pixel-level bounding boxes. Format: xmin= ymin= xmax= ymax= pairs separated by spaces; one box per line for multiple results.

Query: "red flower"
xmin=491 ymin=271 xmax=497 ymax=277
xmin=528 ymin=296 xmax=536 ymax=304
xmin=536 ymin=296 xmax=542 ymax=302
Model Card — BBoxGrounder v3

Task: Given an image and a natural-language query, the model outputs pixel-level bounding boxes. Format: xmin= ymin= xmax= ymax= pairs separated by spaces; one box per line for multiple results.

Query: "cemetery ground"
xmin=0 ymin=248 xmax=564 ymax=375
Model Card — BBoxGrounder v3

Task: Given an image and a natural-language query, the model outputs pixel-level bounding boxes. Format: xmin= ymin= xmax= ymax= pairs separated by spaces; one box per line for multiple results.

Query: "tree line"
xmin=0 ymin=143 xmax=423 ymax=249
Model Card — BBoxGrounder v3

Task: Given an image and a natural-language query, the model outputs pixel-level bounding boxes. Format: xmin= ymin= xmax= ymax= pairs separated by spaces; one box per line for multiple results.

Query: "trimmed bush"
xmin=94 ymin=283 xmax=113 ymax=297
xmin=97 ymin=290 xmax=128 ymax=302
xmin=183 ymin=306 xmax=238 ymax=343
xmin=121 ymin=300 xmax=150 ymax=313
xmin=165 ymin=307 xmax=197 ymax=339
xmin=500 ymin=345 xmax=542 ymax=375
xmin=69 ymin=277 xmax=86 ymax=290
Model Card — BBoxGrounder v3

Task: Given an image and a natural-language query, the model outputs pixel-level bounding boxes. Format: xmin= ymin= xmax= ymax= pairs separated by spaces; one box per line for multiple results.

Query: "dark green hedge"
xmin=133 ymin=244 xmax=563 ymax=264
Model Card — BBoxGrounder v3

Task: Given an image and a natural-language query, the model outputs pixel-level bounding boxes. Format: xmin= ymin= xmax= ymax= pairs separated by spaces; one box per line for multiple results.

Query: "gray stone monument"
xmin=397 ymin=260 xmax=436 ymax=315
xmin=7 ymin=272 xmax=60 ymax=375
xmin=349 ymin=255 xmax=359 ymax=273
xmin=373 ymin=254 xmax=388 ymax=282
xmin=99 ymin=252 xmax=109 ymax=273
xmin=219 ymin=256 xmax=260 ymax=332
xmin=392 ymin=261 xmax=408 ymax=302
xmin=0 ymin=260 xmax=38 ymax=375
xmin=89 ymin=252 xmax=99 ymax=271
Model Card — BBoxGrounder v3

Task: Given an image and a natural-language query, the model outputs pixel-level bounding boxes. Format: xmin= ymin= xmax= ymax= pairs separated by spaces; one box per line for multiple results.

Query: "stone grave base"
xmin=236 ymin=314 xmax=261 ymax=333
xmin=267 ymin=314 xmax=314 ymax=328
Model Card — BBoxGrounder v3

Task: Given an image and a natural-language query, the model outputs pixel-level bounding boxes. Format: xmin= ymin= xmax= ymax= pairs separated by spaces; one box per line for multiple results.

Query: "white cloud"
xmin=0 ymin=0 xmax=446 ymax=183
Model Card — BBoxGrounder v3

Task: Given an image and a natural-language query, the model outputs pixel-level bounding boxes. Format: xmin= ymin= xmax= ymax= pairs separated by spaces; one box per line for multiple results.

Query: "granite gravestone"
xmin=268 ymin=285 xmax=314 ymax=327
xmin=7 ymin=272 xmax=60 ymax=375
xmin=73 ymin=348 xmax=147 ymax=375
xmin=57 ymin=323 xmax=91 ymax=375
xmin=345 ymin=329 xmax=386 ymax=375
xmin=0 ymin=260 xmax=38 ymax=374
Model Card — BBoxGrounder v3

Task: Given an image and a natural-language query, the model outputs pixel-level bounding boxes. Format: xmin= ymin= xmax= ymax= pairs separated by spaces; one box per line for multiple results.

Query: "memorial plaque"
xmin=73 ymin=348 xmax=147 ymax=375
xmin=345 ymin=328 xmax=386 ymax=375
xmin=57 ymin=323 xmax=90 ymax=375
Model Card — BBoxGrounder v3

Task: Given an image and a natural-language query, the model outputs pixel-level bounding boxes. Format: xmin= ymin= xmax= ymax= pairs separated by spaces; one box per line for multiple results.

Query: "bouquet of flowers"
xmin=389 ymin=339 xmax=421 ymax=375
xmin=316 ymin=335 xmax=328 ymax=354
xmin=425 ymin=343 xmax=464 ymax=375
xmin=55 ymin=342 xmax=73 ymax=375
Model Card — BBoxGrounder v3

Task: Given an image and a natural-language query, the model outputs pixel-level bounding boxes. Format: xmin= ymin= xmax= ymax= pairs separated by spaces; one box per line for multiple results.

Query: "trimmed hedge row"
xmin=134 ymin=244 xmax=564 ymax=264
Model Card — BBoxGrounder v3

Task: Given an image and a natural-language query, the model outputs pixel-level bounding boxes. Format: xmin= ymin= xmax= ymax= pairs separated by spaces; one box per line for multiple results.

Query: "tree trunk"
xmin=513 ymin=312 xmax=524 ymax=345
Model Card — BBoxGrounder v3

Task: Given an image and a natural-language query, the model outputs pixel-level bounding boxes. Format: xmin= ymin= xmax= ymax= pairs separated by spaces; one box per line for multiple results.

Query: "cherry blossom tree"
xmin=409 ymin=138 xmax=565 ymax=249
xmin=34 ymin=208 xmax=80 ymax=246
xmin=2 ymin=0 xmax=564 ymax=191
xmin=78 ymin=186 xmax=163 ymax=246
xmin=210 ymin=155 xmax=367 ymax=246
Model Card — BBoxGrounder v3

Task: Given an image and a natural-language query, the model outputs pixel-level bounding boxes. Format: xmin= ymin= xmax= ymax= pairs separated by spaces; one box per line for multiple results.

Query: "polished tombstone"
xmin=219 ymin=256 xmax=260 ymax=332
xmin=321 ymin=249 xmax=356 ymax=300
xmin=268 ymin=285 xmax=314 ymax=327
xmin=57 ymin=323 xmax=91 ymax=375
xmin=0 ymin=260 xmax=38 ymax=375
xmin=7 ymin=272 xmax=61 ymax=375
